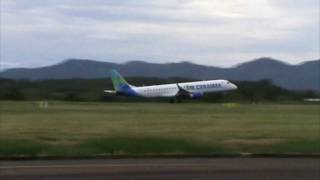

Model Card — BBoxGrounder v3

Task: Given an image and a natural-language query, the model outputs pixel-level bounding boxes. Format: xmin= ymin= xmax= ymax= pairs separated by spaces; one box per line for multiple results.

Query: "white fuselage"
xmin=133 ymin=80 xmax=237 ymax=98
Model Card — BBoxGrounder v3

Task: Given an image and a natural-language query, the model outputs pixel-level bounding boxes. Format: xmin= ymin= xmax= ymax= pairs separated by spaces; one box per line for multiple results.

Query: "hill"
xmin=0 ymin=57 xmax=319 ymax=91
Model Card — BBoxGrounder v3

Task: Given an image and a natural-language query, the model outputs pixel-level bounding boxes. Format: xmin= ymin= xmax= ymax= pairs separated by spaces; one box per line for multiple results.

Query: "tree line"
xmin=0 ymin=77 xmax=318 ymax=103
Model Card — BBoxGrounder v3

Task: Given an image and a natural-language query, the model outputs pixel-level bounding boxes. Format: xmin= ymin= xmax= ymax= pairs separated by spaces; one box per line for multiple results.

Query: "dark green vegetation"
xmin=0 ymin=78 xmax=319 ymax=102
xmin=0 ymin=101 xmax=319 ymax=157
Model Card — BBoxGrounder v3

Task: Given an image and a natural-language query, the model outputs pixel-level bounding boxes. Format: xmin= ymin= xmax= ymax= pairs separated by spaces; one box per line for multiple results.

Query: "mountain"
xmin=0 ymin=58 xmax=319 ymax=91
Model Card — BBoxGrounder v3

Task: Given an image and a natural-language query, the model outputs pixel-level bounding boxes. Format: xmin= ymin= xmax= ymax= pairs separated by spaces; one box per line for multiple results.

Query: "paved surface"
xmin=1 ymin=158 xmax=319 ymax=180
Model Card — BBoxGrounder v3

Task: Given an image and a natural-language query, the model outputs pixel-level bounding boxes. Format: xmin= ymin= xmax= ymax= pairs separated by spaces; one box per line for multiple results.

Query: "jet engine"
xmin=190 ymin=92 xmax=204 ymax=99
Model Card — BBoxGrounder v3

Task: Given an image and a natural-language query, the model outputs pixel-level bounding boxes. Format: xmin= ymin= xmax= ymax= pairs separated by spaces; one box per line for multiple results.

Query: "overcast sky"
xmin=1 ymin=0 xmax=319 ymax=69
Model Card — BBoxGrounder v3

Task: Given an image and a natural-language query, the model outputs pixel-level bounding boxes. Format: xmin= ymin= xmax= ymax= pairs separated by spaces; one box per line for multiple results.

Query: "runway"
xmin=1 ymin=158 xmax=319 ymax=180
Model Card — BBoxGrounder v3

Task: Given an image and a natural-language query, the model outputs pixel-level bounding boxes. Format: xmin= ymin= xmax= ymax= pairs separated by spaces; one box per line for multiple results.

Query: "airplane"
xmin=104 ymin=70 xmax=238 ymax=102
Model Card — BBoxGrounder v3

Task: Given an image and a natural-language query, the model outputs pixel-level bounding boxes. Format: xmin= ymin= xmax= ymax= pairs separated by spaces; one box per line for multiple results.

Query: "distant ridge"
xmin=0 ymin=57 xmax=319 ymax=91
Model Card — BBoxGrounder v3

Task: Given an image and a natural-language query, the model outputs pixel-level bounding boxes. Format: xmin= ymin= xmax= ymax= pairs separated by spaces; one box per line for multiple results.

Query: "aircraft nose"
xmin=231 ymin=83 xmax=238 ymax=90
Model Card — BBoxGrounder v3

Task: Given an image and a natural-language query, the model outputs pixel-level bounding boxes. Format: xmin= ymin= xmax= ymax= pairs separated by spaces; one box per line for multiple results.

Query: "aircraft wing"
xmin=176 ymin=84 xmax=203 ymax=99
xmin=176 ymin=84 xmax=191 ymax=98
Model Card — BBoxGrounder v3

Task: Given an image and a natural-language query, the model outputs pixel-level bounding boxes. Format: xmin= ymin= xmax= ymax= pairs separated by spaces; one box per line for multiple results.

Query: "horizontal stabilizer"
xmin=104 ymin=90 xmax=117 ymax=94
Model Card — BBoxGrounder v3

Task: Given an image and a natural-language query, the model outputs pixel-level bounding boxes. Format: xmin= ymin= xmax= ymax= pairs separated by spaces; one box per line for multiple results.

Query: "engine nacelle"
xmin=189 ymin=92 xmax=204 ymax=99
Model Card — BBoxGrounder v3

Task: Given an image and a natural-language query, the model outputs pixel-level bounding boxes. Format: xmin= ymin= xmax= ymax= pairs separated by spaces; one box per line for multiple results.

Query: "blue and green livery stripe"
xmin=110 ymin=70 xmax=138 ymax=96
xmin=110 ymin=70 xmax=129 ymax=91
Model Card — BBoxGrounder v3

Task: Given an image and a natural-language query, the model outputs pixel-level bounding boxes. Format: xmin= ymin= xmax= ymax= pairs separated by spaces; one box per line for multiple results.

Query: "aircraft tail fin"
xmin=110 ymin=69 xmax=131 ymax=91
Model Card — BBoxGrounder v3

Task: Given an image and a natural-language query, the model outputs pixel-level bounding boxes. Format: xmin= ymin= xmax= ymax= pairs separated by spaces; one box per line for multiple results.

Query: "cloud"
xmin=1 ymin=0 xmax=319 ymax=68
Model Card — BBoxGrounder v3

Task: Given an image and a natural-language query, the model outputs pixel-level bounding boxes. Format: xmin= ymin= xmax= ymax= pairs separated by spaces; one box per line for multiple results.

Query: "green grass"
xmin=0 ymin=101 xmax=319 ymax=157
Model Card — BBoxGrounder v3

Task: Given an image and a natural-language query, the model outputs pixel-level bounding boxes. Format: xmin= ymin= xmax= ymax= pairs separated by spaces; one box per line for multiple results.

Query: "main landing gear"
xmin=170 ymin=98 xmax=182 ymax=103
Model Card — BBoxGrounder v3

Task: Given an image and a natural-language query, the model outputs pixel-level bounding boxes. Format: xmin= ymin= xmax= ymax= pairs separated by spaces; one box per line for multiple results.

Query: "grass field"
xmin=0 ymin=101 xmax=319 ymax=158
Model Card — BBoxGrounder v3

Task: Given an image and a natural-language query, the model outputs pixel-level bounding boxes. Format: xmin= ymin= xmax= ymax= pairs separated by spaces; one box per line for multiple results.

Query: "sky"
xmin=1 ymin=0 xmax=319 ymax=69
